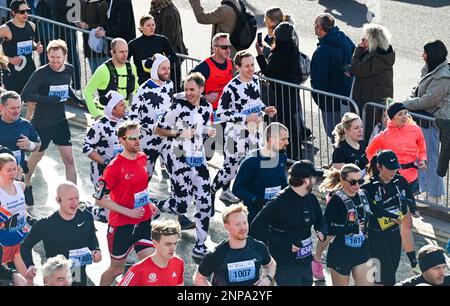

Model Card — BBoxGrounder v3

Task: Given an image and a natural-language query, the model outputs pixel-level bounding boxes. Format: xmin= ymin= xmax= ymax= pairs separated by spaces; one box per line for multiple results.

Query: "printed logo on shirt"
xmin=148 ymin=273 xmax=157 ymax=283
xmin=125 ymin=174 xmax=135 ymax=180
xmin=172 ymin=272 xmax=177 ymax=278
xmin=77 ymin=221 xmax=85 ymax=227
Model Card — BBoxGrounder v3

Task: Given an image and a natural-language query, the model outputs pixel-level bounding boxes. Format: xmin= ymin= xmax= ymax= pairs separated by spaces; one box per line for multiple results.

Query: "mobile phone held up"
xmin=257 ymin=32 xmax=262 ymax=47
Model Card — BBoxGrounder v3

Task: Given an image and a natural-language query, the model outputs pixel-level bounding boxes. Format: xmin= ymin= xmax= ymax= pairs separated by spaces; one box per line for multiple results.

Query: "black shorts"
xmin=326 ymin=241 xmax=370 ymax=276
xmin=275 ymin=259 xmax=313 ymax=286
xmin=36 ymin=119 xmax=72 ymax=151
xmin=107 ymin=219 xmax=153 ymax=260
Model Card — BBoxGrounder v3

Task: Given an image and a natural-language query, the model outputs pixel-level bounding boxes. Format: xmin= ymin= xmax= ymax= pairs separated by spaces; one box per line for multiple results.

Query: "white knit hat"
xmin=104 ymin=90 xmax=125 ymax=119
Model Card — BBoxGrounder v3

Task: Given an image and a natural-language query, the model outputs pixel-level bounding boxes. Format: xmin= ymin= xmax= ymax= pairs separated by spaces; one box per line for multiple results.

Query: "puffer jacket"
xmin=366 ymin=121 xmax=427 ymax=183
xmin=402 ymin=60 xmax=450 ymax=120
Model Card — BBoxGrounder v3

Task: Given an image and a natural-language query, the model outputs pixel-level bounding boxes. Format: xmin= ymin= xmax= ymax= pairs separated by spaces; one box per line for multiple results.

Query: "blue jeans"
xmin=419 ymin=125 xmax=445 ymax=197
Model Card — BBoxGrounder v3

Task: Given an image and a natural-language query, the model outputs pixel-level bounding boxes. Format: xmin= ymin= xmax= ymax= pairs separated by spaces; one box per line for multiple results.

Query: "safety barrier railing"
xmin=0 ymin=6 xmax=111 ymax=97
xmin=1 ymin=7 xmax=361 ymax=170
xmin=363 ymin=102 xmax=449 ymax=211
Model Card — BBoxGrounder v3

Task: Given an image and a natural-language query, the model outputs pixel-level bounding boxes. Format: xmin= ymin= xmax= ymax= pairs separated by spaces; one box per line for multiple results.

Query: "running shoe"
xmin=178 ymin=214 xmax=196 ymax=230
xmin=24 ymin=185 xmax=34 ymax=206
xmin=192 ymin=245 xmax=209 ymax=260
xmin=219 ymin=189 xmax=240 ymax=204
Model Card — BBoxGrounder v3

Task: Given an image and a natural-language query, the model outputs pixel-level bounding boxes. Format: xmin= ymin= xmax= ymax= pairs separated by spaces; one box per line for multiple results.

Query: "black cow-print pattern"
xmin=213 ymin=75 xmax=265 ymax=191
xmin=129 ymin=79 xmax=174 ymax=177
xmin=157 ymin=93 xmax=214 ymax=250
xmin=83 ymin=116 xmax=128 ymax=185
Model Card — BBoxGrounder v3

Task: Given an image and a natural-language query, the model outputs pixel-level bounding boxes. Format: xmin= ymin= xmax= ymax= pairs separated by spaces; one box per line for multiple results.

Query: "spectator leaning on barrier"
xmin=95 ymin=0 xmax=136 ymax=43
xmin=256 ymin=21 xmax=312 ymax=160
xmin=350 ymin=24 xmax=395 ymax=142
xmin=400 ymin=40 xmax=450 ymax=205
xmin=189 ymin=0 xmax=239 ymax=57
xmin=310 ymin=13 xmax=355 ymax=142
xmin=150 ymin=0 xmax=188 ymax=92
xmin=76 ymin=0 xmax=109 ymax=73
xmin=127 ymin=14 xmax=177 ymax=86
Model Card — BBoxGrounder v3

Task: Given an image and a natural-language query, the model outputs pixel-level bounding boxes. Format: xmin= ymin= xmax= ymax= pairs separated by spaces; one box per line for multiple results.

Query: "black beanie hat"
xmin=274 ymin=22 xmax=294 ymax=43
xmin=387 ymin=102 xmax=407 ymax=120
xmin=419 ymin=249 xmax=447 ymax=273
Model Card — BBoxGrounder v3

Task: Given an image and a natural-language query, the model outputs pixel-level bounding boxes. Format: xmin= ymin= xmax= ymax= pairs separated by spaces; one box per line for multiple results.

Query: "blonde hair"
xmin=222 ymin=203 xmax=248 ymax=224
xmin=319 ymin=163 xmax=361 ymax=193
xmin=42 ymin=255 xmax=71 ymax=280
xmin=363 ymin=23 xmax=392 ymax=52
xmin=46 ymin=39 xmax=68 ymax=55
xmin=332 ymin=112 xmax=362 ymax=144
xmin=0 ymin=153 xmax=16 ymax=170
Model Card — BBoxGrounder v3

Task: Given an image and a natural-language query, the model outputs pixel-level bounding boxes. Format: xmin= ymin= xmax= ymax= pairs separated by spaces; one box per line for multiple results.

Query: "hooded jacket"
xmin=366 ymin=121 xmax=427 ymax=183
xmin=402 ymin=60 xmax=450 ymax=120
xmin=351 ymin=45 xmax=395 ymax=111
xmin=311 ymin=27 xmax=355 ymax=112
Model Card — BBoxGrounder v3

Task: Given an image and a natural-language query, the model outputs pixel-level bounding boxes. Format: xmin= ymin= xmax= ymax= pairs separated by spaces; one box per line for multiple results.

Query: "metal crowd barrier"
xmin=0 ymin=6 xmax=110 ymax=96
xmin=1 ymin=7 xmax=361 ymax=171
xmin=363 ymin=102 xmax=449 ymax=210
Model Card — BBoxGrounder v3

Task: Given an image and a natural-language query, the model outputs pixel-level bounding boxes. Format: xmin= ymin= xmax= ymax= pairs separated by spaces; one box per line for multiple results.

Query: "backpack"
xmin=223 ymin=0 xmax=257 ymax=51
xmin=298 ymin=51 xmax=311 ymax=84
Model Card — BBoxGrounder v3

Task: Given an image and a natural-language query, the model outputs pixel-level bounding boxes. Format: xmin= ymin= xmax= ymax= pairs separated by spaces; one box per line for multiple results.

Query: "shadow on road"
xmin=392 ymin=0 xmax=450 ymax=7
xmin=318 ymin=0 xmax=369 ymax=28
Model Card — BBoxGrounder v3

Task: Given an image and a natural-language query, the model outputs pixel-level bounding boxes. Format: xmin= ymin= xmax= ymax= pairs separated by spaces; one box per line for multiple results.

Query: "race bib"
xmin=17 ymin=40 xmax=33 ymax=56
xmin=186 ymin=151 xmax=205 ymax=167
xmin=344 ymin=232 xmax=365 ymax=248
xmin=112 ymin=144 xmax=123 ymax=157
xmin=134 ymin=188 xmax=149 ymax=209
xmin=296 ymin=237 xmax=313 ymax=259
xmin=241 ymin=101 xmax=263 ymax=116
xmin=264 ymin=186 xmax=281 ymax=200
xmin=69 ymin=247 xmax=92 ymax=268
xmin=12 ymin=150 xmax=21 ymax=165
xmin=49 ymin=85 xmax=69 ymax=102
xmin=377 ymin=208 xmax=403 ymax=231
xmin=227 ymin=260 xmax=256 ymax=283
xmin=212 ymin=111 xmax=221 ymax=124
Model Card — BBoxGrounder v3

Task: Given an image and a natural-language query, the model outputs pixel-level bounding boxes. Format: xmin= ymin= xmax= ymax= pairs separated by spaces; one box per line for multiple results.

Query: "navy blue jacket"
xmin=311 ymin=27 xmax=355 ymax=112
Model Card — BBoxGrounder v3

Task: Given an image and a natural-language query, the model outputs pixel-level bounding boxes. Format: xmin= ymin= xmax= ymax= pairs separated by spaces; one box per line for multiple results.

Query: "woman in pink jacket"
xmin=366 ymin=102 xmax=426 ymax=273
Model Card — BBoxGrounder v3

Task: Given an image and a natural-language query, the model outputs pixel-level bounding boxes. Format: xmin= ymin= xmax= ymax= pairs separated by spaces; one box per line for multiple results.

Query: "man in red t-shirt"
xmin=95 ymin=120 xmax=158 ymax=286
xmin=118 ymin=219 xmax=184 ymax=286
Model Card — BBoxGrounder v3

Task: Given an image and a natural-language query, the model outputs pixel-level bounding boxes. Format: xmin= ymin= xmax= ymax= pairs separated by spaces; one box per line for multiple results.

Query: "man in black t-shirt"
xmin=193 ymin=203 xmax=276 ymax=286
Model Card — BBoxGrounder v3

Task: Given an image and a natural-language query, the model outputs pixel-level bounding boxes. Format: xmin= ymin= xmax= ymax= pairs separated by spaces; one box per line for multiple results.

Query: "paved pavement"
xmin=25 ymin=106 xmax=448 ymax=286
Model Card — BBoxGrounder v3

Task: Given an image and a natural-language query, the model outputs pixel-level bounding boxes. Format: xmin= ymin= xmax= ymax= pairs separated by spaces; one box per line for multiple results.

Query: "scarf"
xmin=150 ymin=0 xmax=173 ymax=16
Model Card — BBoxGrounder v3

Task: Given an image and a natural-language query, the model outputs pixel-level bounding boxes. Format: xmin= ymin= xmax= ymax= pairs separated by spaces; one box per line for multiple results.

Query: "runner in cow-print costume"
xmin=129 ymin=54 xmax=174 ymax=178
xmin=83 ymin=90 xmax=128 ymax=185
xmin=212 ymin=51 xmax=277 ymax=202
xmin=155 ymin=73 xmax=215 ymax=258
xmin=83 ymin=90 xmax=128 ymax=223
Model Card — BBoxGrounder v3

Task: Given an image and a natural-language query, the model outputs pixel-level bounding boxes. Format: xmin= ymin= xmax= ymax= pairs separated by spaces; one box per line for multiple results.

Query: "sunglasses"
xmin=344 ymin=178 xmax=365 ymax=186
xmin=122 ymin=134 xmax=143 ymax=140
xmin=215 ymin=45 xmax=232 ymax=50
xmin=17 ymin=9 xmax=31 ymax=14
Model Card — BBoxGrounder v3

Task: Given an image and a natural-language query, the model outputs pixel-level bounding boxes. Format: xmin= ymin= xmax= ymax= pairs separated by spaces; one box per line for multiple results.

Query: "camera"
xmin=342 ymin=64 xmax=352 ymax=74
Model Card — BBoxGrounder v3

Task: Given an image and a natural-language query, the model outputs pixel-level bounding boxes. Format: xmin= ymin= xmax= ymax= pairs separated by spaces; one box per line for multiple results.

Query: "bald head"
xmin=110 ymin=38 xmax=127 ymax=51
xmin=56 ymin=181 xmax=78 ymax=198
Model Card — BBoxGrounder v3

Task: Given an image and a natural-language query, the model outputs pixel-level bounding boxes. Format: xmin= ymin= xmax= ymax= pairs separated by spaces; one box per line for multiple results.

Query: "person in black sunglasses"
xmin=361 ymin=150 xmax=419 ymax=286
xmin=322 ymin=163 xmax=373 ymax=286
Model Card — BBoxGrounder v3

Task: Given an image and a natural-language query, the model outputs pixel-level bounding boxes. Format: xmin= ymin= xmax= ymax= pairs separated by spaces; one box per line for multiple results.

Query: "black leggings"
xmin=368 ymin=228 xmax=401 ymax=286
